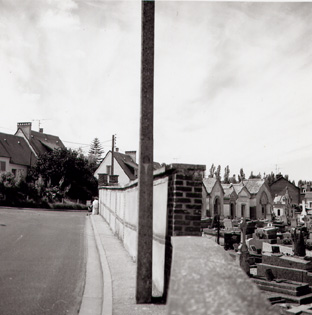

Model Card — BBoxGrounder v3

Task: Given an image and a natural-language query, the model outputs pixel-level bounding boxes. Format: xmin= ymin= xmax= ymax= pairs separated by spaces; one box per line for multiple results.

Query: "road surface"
xmin=0 ymin=207 xmax=87 ymax=315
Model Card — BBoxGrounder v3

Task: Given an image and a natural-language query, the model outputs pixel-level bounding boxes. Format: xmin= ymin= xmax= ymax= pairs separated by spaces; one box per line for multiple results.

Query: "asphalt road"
xmin=0 ymin=207 xmax=87 ymax=315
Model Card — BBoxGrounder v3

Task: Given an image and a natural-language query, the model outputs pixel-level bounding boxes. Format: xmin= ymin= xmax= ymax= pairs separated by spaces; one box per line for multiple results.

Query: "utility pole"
xmin=136 ymin=0 xmax=155 ymax=304
xmin=111 ymin=134 xmax=115 ymax=175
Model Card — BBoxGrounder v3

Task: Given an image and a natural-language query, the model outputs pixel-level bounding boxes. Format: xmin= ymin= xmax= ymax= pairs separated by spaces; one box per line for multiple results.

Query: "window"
xmin=106 ymin=165 xmax=111 ymax=175
xmin=0 ymin=161 xmax=5 ymax=172
xmin=12 ymin=169 xmax=16 ymax=176
xmin=277 ymin=209 xmax=281 ymax=216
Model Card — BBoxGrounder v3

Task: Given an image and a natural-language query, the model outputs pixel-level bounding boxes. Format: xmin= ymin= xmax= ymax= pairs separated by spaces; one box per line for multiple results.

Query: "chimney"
xmin=17 ymin=122 xmax=32 ymax=139
xmin=125 ymin=150 xmax=137 ymax=162
xmin=39 ymin=128 xmax=43 ymax=133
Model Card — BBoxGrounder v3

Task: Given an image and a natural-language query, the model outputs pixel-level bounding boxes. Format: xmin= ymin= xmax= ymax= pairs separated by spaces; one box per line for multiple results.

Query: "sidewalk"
xmin=86 ymin=214 xmax=167 ymax=315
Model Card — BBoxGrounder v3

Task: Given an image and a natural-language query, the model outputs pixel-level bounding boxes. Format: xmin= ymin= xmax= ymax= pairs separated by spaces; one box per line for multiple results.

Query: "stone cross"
xmin=238 ymin=216 xmax=250 ymax=275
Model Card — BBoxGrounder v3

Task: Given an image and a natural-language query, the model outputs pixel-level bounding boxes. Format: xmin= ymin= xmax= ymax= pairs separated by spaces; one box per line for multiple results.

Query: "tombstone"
xmin=223 ymin=218 xmax=233 ymax=230
xmin=293 ymin=228 xmax=306 ymax=257
xmin=291 ymin=218 xmax=297 ymax=228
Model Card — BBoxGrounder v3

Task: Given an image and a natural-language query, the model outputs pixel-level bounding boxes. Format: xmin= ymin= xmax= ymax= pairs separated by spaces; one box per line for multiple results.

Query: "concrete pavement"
xmin=80 ymin=214 xmax=166 ymax=315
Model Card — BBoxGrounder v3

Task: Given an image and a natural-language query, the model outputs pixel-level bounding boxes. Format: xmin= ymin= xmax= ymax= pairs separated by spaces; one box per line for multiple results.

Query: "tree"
xmin=239 ymin=168 xmax=246 ymax=181
xmin=223 ymin=165 xmax=230 ymax=184
xmin=89 ymin=138 xmax=104 ymax=166
xmin=265 ymin=172 xmax=276 ymax=186
xmin=249 ymin=171 xmax=261 ymax=179
xmin=229 ymin=174 xmax=237 ymax=184
xmin=209 ymin=164 xmax=215 ymax=178
xmin=215 ymin=165 xmax=221 ymax=180
xmin=30 ymin=148 xmax=98 ymax=202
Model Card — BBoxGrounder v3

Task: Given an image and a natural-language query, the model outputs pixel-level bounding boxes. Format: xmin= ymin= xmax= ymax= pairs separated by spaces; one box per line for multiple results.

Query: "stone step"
xmin=256 ymin=283 xmax=310 ymax=296
xmin=261 ymin=291 xmax=312 ymax=305
xmin=253 ymin=278 xmax=310 ymax=296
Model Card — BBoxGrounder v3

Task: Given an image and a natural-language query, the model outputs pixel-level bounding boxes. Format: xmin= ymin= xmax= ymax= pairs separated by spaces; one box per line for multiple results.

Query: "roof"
xmin=232 ymin=183 xmax=244 ymax=194
xmin=114 ymin=151 xmax=138 ymax=181
xmin=28 ymin=130 xmax=65 ymax=156
xmin=0 ymin=133 xmax=36 ymax=167
xmin=270 ymin=176 xmax=299 ymax=189
xmin=203 ymin=177 xmax=217 ymax=194
xmin=242 ymin=179 xmax=265 ymax=194
xmin=222 ymin=184 xmax=236 ymax=199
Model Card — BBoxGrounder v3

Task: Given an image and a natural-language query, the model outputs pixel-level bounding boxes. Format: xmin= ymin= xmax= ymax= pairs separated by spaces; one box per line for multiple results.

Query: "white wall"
xmin=99 ymin=176 xmax=169 ymax=295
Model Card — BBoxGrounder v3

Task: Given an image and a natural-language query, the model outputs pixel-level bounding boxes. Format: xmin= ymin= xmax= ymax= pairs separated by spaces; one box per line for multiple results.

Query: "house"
xmin=94 ymin=150 xmax=138 ymax=185
xmin=0 ymin=132 xmax=36 ymax=178
xmin=269 ymin=175 xmax=301 ymax=207
xmin=242 ymin=179 xmax=273 ymax=220
xmin=15 ymin=122 xmax=65 ymax=158
xmin=202 ymin=177 xmax=224 ymax=218
xmin=222 ymin=184 xmax=238 ymax=219
xmin=94 ymin=149 xmax=162 ymax=186
xmin=272 ymin=187 xmax=292 ymax=219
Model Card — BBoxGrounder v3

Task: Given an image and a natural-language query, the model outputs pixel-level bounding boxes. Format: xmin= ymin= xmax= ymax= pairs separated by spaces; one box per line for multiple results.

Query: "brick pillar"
xmin=98 ymin=173 xmax=108 ymax=186
xmin=167 ymin=164 xmax=205 ymax=237
xmin=163 ymin=163 xmax=205 ymax=302
xmin=109 ymin=174 xmax=119 ymax=185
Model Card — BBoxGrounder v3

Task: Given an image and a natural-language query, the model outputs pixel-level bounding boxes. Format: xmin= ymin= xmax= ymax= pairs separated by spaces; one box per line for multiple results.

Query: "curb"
xmin=90 ymin=215 xmax=113 ymax=315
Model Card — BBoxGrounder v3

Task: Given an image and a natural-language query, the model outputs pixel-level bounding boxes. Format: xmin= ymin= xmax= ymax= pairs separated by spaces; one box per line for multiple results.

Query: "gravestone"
xmin=293 ymin=228 xmax=306 ymax=257
xmin=238 ymin=218 xmax=250 ymax=275
xmin=224 ymin=218 xmax=233 ymax=230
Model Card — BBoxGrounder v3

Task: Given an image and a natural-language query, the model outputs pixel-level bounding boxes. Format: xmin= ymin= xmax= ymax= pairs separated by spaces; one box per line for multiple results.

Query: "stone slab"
xmin=257 ymin=263 xmax=308 ymax=283
xmin=262 ymin=253 xmax=312 ymax=271
xmin=253 ymin=278 xmax=310 ymax=293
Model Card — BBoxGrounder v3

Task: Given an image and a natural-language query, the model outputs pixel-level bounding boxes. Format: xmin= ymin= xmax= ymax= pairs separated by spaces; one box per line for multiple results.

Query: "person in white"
xmin=92 ymin=197 xmax=99 ymax=215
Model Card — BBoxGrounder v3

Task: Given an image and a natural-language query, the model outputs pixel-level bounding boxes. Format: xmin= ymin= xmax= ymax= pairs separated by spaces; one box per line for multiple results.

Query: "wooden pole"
xmin=111 ymin=134 xmax=115 ymax=175
xmin=136 ymin=0 xmax=155 ymax=304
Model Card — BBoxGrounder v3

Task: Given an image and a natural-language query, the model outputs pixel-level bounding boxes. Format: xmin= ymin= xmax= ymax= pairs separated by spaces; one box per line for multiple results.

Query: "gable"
xmin=238 ymin=187 xmax=251 ymax=198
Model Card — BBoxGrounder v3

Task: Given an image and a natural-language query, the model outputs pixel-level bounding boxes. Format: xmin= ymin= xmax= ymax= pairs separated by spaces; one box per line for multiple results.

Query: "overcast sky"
xmin=1 ymin=0 xmax=312 ymax=183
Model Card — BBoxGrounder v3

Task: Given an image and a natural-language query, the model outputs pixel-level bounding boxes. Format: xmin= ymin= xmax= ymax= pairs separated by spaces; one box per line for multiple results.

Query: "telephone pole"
xmin=111 ymin=134 xmax=115 ymax=175
xmin=136 ymin=0 xmax=155 ymax=304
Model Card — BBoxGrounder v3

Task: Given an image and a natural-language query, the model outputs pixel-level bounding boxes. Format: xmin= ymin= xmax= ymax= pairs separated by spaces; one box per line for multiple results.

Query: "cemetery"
xmin=201 ymin=208 xmax=312 ymax=313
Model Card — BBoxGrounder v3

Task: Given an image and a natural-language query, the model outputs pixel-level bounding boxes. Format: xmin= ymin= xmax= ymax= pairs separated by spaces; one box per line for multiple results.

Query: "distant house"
xmin=0 ymin=132 xmax=36 ymax=178
xmin=94 ymin=149 xmax=162 ymax=186
xmin=269 ymin=175 xmax=300 ymax=208
xmin=272 ymin=187 xmax=292 ymax=218
xmin=243 ymin=179 xmax=273 ymax=220
xmin=15 ymin=122 xmax=65 ymax=158
xmin=202 ymin=177 xmax=224 ymax=218
xmin=94 ymin=150 xmax=138 ymax=186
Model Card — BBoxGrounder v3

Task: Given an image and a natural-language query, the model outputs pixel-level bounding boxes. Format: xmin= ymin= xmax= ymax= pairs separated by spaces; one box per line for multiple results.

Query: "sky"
xmin=0 ymin=0 xmax=312 ymax=183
